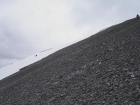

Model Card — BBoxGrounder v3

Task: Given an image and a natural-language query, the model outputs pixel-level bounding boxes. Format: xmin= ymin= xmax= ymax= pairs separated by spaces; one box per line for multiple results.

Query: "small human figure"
xmin=35 ymin=55 xmax=37 ymax=57
xmin=136 ymin=14 xmax=139 ymax=19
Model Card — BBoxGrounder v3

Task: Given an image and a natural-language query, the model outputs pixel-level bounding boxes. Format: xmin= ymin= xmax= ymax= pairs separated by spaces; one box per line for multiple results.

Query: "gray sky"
xmin=0 ymin=0 xmax=140 ymax=68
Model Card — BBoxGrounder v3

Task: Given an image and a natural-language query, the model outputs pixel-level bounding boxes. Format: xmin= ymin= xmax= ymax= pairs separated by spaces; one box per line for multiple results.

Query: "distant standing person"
xmin=136 ymin=14 xmax=139 ymax=19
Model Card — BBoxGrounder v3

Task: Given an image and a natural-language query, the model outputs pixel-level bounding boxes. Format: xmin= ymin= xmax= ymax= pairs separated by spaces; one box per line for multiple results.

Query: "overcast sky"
xmin=0 ymin=0 xmax=140 ymax=68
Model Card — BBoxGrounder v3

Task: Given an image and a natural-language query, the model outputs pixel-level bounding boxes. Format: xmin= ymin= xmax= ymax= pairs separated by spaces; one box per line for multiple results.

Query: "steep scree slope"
xmin=0 ymin=18 xmax=140 ymax=105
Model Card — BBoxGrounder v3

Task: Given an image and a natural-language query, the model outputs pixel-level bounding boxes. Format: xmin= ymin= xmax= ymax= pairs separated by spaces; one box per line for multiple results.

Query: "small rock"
xmin=48 ymin=97 xmax=56 ymax=103
xmin=127 ymin=72 xmax=133 ymax=75
xmin=131 ymin=74 xmax=135 ymax=78
xmin=119 ymin=84 xmax=123 ymax=88
xmin=108 ymin=69 xmax=112 ymax=71
xmin=60 ymin=93 xmax=66 ymax=97
xmin=99 ymin=62 xmax=101 ymax=65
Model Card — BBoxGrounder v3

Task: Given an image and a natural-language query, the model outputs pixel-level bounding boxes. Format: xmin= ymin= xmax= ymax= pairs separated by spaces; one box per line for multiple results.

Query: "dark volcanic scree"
xmin=0 ymin=17 xmax=140 ymax=105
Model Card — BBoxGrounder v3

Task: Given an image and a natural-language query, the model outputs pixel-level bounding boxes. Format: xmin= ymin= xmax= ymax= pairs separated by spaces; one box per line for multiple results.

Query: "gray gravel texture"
xmin=0 ymin=18 xmax=140 ymax=105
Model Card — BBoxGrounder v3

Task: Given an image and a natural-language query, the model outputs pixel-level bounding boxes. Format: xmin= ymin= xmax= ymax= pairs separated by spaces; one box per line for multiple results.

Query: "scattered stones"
xmin=0 ymin=17 xmax=140 ymax=105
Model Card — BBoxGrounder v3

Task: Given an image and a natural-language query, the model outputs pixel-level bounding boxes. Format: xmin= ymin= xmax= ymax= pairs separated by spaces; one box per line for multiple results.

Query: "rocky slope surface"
xmin=0 ymin=18 xmax=140 ymax=105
